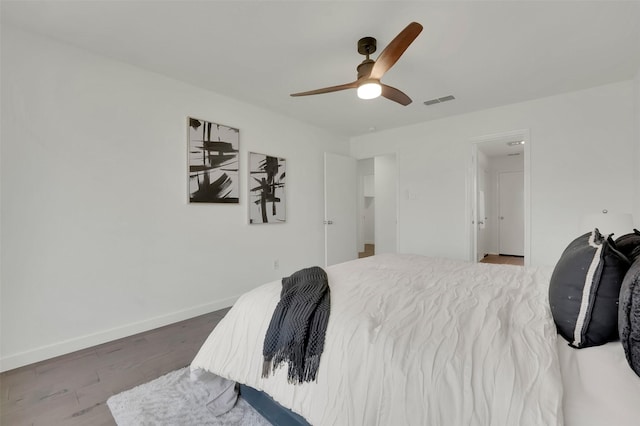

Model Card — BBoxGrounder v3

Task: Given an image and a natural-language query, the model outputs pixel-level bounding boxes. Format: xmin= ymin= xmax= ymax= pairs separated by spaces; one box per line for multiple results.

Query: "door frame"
xmin=467 ymin=129 xmax=531 ymax=265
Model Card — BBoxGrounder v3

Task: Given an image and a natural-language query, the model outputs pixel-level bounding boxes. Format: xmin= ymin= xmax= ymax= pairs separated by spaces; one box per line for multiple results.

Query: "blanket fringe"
xmin=302 ymin=354 xmax=320 ymax=383
xmin=262 ymin=359 xmax=272 ymax=379
xmin=263 ymin=347 xmax=322 ymax=384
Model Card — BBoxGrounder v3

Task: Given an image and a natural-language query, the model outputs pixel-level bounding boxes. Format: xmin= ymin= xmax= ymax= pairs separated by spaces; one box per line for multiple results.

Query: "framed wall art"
xmin=249 ymin=152 xmax=286 ymax=224
xmin=188 ymin=117 xmax=239 ymax=203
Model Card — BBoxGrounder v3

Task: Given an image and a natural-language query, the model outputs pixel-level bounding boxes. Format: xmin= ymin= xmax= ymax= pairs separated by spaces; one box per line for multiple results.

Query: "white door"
xmin=324 ymin=153 xmax=357 ymax=266
xmin=498 ymin=171 xmax=524 ymax=256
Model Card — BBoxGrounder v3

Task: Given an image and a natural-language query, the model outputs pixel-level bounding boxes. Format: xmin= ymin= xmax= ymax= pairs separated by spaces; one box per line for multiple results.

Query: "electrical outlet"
xmin=273 ymin=259 xmax=279 ymax=270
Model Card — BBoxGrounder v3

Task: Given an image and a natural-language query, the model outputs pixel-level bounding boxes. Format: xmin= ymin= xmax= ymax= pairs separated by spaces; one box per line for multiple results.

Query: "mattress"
xmin=558 ymin=339 xmax=640 ymax=426
xmin=191 ymin=254 xmax=563 ymax=425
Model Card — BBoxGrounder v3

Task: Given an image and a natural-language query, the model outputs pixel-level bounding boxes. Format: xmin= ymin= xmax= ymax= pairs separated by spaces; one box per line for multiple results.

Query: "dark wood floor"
xmin=358 ymin=244 xmax=374 ymax=259
xmin=0 ymin=307 xmax=231 ymax=426
xmin=479 ymin=254 xmax=525 ymax=266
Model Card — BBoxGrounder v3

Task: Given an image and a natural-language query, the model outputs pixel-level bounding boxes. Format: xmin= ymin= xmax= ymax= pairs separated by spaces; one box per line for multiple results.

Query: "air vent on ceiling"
xmin=423 ymin=95 xmax=456 ymax=106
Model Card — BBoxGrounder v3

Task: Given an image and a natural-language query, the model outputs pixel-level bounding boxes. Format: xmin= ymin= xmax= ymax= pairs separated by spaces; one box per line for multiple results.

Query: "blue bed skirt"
xmin=239 ymin=384 xmax=311 ymax=426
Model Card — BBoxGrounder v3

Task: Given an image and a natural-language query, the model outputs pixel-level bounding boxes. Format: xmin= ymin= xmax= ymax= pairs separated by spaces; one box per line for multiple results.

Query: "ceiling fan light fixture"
xmin=357 ymin=80 xmax=382 ymax=100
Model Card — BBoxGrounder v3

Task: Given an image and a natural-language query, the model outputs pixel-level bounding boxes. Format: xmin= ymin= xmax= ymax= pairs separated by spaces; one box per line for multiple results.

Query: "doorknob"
xmin=324 ymin=220 xmax=334 ymax=225
xmin=500 ymin=216 xmax=504 ymax=220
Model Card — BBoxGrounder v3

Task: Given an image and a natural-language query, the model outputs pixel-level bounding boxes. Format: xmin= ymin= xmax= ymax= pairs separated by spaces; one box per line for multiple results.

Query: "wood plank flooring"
xmin=479 ymin=254 xmax=525 ymax=266
xmin=358 ymin=244 xmax=374 ymax=259
xmin=0 ymin=307 xmax=230 ymax=426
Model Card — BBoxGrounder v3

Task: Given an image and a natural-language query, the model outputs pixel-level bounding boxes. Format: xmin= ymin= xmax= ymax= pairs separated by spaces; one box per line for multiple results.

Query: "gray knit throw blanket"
xmin=262 ymin=266 xmax=330 ymax=384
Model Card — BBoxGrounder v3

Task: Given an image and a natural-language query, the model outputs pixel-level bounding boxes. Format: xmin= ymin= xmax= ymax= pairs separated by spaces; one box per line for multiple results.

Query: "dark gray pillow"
xmin=615 ymin=229 xmax=640 ymax=262
xmin=619 ymin=258 xmax=640 ymax=377
xmin=549 ymin=229 xmax=630 ymax=348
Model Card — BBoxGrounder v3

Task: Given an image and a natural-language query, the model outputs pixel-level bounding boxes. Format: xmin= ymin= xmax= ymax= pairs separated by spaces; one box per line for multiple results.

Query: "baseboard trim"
xmin=0 ymin=295 xmax=240 ymax=372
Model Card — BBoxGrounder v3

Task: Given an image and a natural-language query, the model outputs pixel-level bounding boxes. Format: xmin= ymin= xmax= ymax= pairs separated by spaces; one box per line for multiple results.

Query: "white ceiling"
xmin=3 ymin=1 xmax=640 ymax=138
xmin=478 ymin=140 xmax=525 ymax=158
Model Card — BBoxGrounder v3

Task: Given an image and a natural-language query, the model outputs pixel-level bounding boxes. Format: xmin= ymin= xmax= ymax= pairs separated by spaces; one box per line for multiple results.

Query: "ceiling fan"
xmin=290 ymin=22 xmax=423 ymax=106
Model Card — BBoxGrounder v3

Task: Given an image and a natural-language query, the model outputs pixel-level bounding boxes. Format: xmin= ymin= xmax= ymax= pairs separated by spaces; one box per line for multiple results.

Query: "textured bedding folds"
xmin=191 ymin=254 xmax=563 ymax=426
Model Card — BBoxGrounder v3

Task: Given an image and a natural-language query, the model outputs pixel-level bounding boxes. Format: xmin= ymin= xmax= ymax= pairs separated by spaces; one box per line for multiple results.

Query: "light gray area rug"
xmin=107 ymin=367 xmax=271 ymax=425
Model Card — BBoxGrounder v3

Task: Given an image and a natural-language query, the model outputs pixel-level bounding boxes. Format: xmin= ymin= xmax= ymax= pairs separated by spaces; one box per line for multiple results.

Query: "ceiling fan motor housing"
xmin=357 ymin=60 xmax=375 ymax=79
xmin=357 ymin=36 xmax=377 ymax=56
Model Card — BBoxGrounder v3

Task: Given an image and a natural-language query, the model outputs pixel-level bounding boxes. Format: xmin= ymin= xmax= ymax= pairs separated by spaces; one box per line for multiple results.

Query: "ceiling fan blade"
xmin=381 ymin=84 xmax=412 ymax=106
xmin=369 ymin=22 xmax=423 ymax=80
xmin=290 ymin=81 xmax=358 ymax=97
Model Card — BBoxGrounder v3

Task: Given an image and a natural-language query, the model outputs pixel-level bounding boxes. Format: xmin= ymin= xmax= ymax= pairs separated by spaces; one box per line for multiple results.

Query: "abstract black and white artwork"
xmin=249 ymin=152 xmax=286 ymax=224
xmin=188 ymin=117 xmax=239 ymax=203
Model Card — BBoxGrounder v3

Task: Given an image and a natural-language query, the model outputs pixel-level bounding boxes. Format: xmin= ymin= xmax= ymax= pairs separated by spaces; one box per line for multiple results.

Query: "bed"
xmin=191 ymin=253 xmax=640 ymax=425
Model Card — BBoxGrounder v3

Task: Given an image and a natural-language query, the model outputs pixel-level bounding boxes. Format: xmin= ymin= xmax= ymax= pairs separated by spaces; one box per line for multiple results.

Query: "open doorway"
xmin=357 ymin=155 xmax=398 ymax=258
xmin=357 ymin=158 xmax=375 ymax=258
xmin=469 ymin=130 xmax=530 ymax=266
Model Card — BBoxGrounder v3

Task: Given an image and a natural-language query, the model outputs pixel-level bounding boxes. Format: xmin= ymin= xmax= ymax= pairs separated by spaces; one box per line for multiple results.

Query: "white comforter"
xmin=191 ymin=254 xmax=563 ymax=425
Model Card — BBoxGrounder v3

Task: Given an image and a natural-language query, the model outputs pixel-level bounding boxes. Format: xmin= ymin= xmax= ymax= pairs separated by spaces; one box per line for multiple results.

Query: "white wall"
xmin=0 ymin=28 xmax=349 ymax=371
xmin=635 ymin=70 xmax=640 ymax=229
xmin=351 ymin=81 xmax=636 ymax=267
xmin=374 ymin=155 xmax=397 ymax=254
